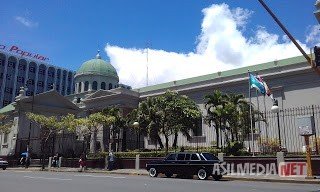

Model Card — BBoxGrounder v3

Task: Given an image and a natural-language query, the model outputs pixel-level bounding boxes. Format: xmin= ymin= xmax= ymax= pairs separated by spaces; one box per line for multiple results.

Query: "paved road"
xmin=0 ymin=170 xmax=319 ymax=192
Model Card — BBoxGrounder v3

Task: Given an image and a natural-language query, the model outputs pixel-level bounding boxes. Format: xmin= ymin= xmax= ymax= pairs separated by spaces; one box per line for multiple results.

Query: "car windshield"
xmin=201 ymin=153 xmax=219 ymax=161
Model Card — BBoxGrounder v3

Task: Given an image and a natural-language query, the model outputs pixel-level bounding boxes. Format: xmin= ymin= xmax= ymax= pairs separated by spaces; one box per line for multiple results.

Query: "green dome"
xmin=76 ymin=57 xmax=118 ymax=79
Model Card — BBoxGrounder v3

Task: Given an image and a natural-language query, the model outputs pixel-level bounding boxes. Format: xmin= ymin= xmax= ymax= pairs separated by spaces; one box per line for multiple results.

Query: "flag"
xmin=256 ymin=75 xmax=273 ymax=99
xmin=249 ymin=73 xmax=266 ymax=95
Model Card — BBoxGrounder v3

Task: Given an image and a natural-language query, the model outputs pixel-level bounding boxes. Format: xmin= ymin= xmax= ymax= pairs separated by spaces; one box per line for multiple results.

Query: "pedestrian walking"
xmin=107 ymin=151 xmax=115 ymax=171
xmin=79 ymin=154 xmax=86 ymax=172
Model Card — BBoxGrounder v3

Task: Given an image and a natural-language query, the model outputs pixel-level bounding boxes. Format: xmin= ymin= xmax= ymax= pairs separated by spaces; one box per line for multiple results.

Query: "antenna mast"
xmin=146 ymin=42 xmax=151 ymax=86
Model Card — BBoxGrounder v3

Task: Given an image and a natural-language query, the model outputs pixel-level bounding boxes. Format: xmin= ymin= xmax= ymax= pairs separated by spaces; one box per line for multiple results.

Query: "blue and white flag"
xmin=249 ymin=73 xmax=266 ymax=95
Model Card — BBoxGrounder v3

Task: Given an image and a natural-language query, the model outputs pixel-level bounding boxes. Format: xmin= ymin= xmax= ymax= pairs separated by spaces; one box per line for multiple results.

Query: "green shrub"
xmin=223 ymin=141 xmax=247 ymax=156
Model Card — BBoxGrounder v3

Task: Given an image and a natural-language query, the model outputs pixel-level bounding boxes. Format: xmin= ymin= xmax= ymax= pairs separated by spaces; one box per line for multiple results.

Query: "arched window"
xmin=78 ymin=82 xmax=82 ymax=93
xmin=101 ymin=82 xmax=106 ymax=90
xmin=109 ymin=83 xmax=112 ymax=90
xmin=92 ymin=81 xmax=97 ymax=90
xmin=84 ymin=81 xmax=89 ymax=91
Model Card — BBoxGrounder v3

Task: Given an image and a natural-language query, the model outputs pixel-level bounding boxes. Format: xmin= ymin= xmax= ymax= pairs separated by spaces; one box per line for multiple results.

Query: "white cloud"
xmin=15 ymin=16 xmax=38 ymax=28
xmin=306 ymin=25 xmax=320 ymax=46
xmin=105 ymin=3 xmax=308 ymax=89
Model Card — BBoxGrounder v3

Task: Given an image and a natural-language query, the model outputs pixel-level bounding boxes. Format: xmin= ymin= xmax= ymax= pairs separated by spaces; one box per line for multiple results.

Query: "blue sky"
xmin=1 ymin=0 xmax=319 ymax=88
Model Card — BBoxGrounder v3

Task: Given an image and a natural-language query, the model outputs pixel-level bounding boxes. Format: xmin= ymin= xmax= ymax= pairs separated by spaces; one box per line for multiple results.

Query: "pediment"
xmin=84 ymin=90 xmax=117 ymax=100
xmin=20 ymin=90 xmax=80 ymax=111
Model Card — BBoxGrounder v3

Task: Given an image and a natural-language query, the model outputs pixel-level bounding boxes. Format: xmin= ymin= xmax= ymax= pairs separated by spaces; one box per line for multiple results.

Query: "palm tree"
xmin=204 ymin=90 xmax=226 ymax=148
xmin=224 ymin=93 xmax=249 ymax=142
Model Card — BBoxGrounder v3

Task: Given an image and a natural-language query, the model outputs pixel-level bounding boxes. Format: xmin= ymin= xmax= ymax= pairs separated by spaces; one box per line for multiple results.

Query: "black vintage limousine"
xmin=146 ymin=152 xmax=223 ymax=180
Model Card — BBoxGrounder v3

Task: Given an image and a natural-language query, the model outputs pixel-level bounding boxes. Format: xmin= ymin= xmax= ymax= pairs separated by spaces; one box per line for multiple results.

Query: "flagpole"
xmin=248 ymin=71 xmax=255 ymax=156
xmin=256 ymin=90 xmax=262 ymax=153
xmin=263 ymin=95 xmax=269 ymax=142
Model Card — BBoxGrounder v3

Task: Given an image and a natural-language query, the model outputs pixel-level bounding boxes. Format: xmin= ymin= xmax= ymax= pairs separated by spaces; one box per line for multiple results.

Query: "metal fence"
xmin=257 ymin=105 xmax=320 ymax=154
xmin=139 ymin=105 xmax=320 ymax=155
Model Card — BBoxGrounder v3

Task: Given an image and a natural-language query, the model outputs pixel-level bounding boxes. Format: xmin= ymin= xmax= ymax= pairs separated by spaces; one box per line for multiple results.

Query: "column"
xmin=33 ymin=63 xmax=39 ymax=94
xmin=64 ymin=71 xmax=68 ymax=95
xmin=71 ymin=73 xmax=75 ymax=94
xmin=53 ymin=68 xmax=57 ymax=91
xmin=81 ymin=81 xmax=84 ymax=93
xmin=44 ymin=66 xmax=48 ymax=91
xmin=59 ymin=69 xmax=63 ymax=95
xmin=0 ymin=55 xmax=9 ymax=107
xmin=11 ymin=59 xmax=19 ymax=102
xmin=88 ymin=82 xmax=92 ymax=91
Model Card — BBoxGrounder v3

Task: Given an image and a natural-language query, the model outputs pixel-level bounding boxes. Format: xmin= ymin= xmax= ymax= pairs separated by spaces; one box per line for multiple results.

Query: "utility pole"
xmin=257 ymin=0 xmax=320 ymax=74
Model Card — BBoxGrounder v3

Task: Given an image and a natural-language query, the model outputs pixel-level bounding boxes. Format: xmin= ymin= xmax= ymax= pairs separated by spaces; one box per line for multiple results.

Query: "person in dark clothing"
xmin=79 ymin=154 xmax=86 ymax=172
xmin=107 ymin=151 xmax=115 ymax=171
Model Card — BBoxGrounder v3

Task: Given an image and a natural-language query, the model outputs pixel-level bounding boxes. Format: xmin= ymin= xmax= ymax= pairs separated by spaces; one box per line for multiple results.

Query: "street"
xmin=0 ymin=170 xmax=319 ymax=192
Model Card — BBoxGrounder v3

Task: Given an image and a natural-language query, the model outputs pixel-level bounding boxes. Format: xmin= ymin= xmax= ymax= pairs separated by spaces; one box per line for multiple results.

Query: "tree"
xmin=26 ymin=113 xmax=63 ymax=157
xmin=204 ymin=90 xmax=226 ymax=148
xmin=133 ymin=90 xmax=201 ymax=154
xmin=102 ymin=107 xmax=127 ymax=151
xmin=0 ymin=114 xmax=14 ymax=134
xmin=86 ymin=112 xmax=115 ymax=153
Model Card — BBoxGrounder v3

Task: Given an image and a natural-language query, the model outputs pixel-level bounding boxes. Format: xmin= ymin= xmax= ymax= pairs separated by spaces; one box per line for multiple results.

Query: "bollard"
xmin=135 ymin=154 xmax=140 ymax=170
xmin=48 ymin=157 xmax=52 ymax=169
xmin=218 ymin=153 xmax=224 ymax=162
xmin=58 ymin=157 xmax=62 ymax=168
xmin=105 ymin=155 xmax=109 ymax=170
xmin=276 ymin=152 xmax=284 ymax=168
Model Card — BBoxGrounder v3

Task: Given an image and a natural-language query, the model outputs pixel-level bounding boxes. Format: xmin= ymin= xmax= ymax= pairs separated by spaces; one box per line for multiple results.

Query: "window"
xmin=166 ymin=154 xmax=176 ymax=161
xmin=47 ymin=83 xmax=53 ymax=90
xmin=6 ymin=74 xmax=11 ymax=81
xmin=5 ymin=87 xmax=13 ymax=94
xmin=109 ymin=83 xmax=112 ymax=90
xmin=185 ymin=154 xmax=190 ymax=160
xmin=92 ymin=81 xmax=97 ymax=90
xmin=0 ymin=59 xmax=3 ymax=66
xmin=17 ymin=76 xmax=24 ymax=83
xmin=201 ymin=153 xmax=219 ymax=161
xmin=77 ymin=98 xmax=81 ymax=103
xmin=37 ymin=81 xmax=44 ymax=87
xmin=29 ymin=66 xmax=35 ymax=73
xmin=3 ymin=100 xmax=10 ymax=106
xmin=101 ymin=82 xmax=106 ymax=90
xmin=27 ymin=79 xmax=34 ymax=85
xmin=18 ymin=64 xmax=26 ymax=71
xmin=48 ymin=71 xmax=54 ymax=77
xmin=78 ymin=82 xmax=82 ymax=93
xmin=0 ymin=73 xmax=3 ymax=79
xmin=177 ymin=154 xmax=185 ymax=160
xmin=39 ymin=68 xmax=45 ymax=75
xmin=84 ymin=81 xmax=89 ymax=91
xmin=8 ymin=61 xmax=15 ymax=68
xmin=26 ymin=91 xmax=34 ymax=96
xmin=191 ymin=154 xmax=200 ymax=160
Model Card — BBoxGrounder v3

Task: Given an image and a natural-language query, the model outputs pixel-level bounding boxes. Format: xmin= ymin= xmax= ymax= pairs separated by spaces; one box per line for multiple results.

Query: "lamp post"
xmin=133 ymin=122 xmax=140 ymax=151
xmin=271 ymin=99 xmax=281 ymax=150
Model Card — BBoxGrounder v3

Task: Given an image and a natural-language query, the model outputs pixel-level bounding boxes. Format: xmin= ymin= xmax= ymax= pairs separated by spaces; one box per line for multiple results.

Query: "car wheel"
xmin=212 ymin=174 xmax=222 ymax=181
xmin=149 ymin=167 xmax=158 ymax=177
xmin=2 ymin=167 xmax=6 ymax=170
xmin=197 ymin=169 xmax=208 ymax=180
xmin=165 ymin=173 xmax=173 ymax=178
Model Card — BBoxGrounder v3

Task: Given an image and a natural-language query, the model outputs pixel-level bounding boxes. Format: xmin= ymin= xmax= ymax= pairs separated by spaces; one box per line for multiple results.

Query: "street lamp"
xmin=271 ymin=99 xmax=281 ymax=150
xmin=133 ymin=122 xmax=140 ymax=151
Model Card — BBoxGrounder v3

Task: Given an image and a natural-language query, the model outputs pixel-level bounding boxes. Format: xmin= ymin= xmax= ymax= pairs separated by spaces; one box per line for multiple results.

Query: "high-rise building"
xmin=0 ymin=50 xmax=75 ymax=108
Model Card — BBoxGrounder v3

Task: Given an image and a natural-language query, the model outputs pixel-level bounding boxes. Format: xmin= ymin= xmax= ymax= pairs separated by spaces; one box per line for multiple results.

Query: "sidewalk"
xmin=6 ymin=167 xmax=320 ymax=184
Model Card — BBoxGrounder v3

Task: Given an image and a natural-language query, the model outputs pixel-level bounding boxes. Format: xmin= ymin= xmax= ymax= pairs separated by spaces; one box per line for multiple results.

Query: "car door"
xmin=175 ymin=153 xmax=186 ymax=175
xmin=162 ymin=153 xmax=176 ymax=174
xmin=189 ymin=153 xmax=201 ymax=174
